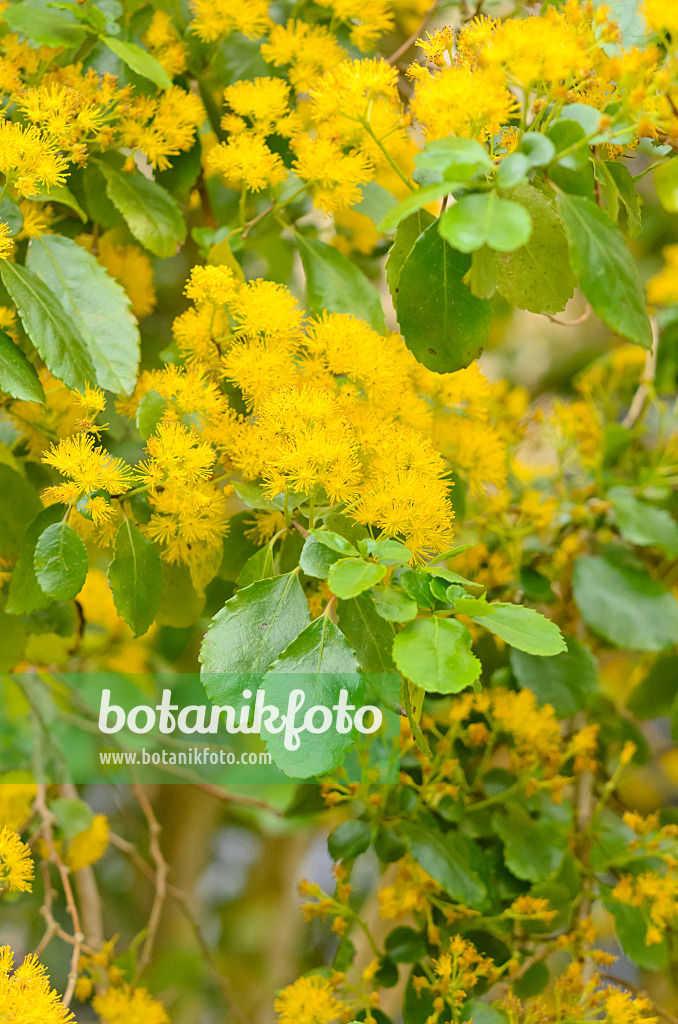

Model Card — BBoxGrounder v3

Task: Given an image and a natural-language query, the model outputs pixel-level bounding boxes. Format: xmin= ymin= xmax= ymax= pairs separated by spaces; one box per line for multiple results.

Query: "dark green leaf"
xmin=373 ymin=586 xmax=417 ymax=623
xmin=627 ymin=655 xmax=678 ymax=718
xmin=606 ymin=161 xmax=643 ymax=239
xmin=0 ymin=330 xmax=45 ymax=403
xmin=34 ymin=522 xmax=88 ymax=601
xmin=237 ymin=543 xmax=276 ymax=587
xmin=513 ymin=961 xmax=549 ymax=999
xmin=393 ymin=617 xmax=481 ymax=693
xmin=6 ymin=504 xmax=66 ymax=614
xmin=573 ymin=552 xmax=678 ymax=650
xmin=510 ymin=636 xmax=598 ymax=716
xmin=336 ymin=593 xmax=397 ymax=674
xmin=385 ymin=927 xmax=427 ymax=964
xmin=102 ymin=36 xmax=172 ymax=89
xmin=0 ymin=466 xmax=43 ymax=561
xmin=0 ymin=197 xmax=23 ymax=236
xmin=107 ymin=520 xmax=161 ymax=637
xmin=557 ymin=193 xmax=652 ymax=348
xmin=492 ymin=809 xmax=565 ymax=882
xmin=396 ymin=224 xmax=492 ymax=372
xmin=3 ymin=3 xmax=87 ymax=45
xmin=0 ymin=261 xmax=96 ymax=391
xmin=328 ymin=820 xmax=372 ymax=860
xmin=401 ymin=820 xmax=487 ymax=906
xmin=385 ymin=209 xmax=435 ymax=298
xmin=98 ymin=163 xmax=186 ymax=258
xmin=296 ymin=235 xmax=385 ymax=333
xmin=399 ymin=568 xmax=435 ymax=608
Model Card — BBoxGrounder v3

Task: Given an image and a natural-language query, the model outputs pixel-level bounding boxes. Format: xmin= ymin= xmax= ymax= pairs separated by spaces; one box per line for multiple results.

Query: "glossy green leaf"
xmin=385 ymin=209 xmax=435 ymax=298
xmin=328 ymin=558 xmax=386 ymax=599
xmin=0 ymin=261 xmax=96 ymax=392
xmin=336 ymin=593 xmax=397 ymax=674
xmin=136 ymin=389 xmax=166 ymax=439
xmin=0 ymin=197 xmax=23 ymax=236
xmin=0 ymin=330 xmax=45 ymax=403
xmin=469 ymin=603 xmax=566 ymax=656
xmin=606 ymin=160 xmax=643 ymax=238
xmin=573 ymin=552 xmax=678 ymax=651
xmin=373 ymin=586 xmax=417 ymax=623
xmin=26 ymin=184 xmax=87 ymax=222
xmin=439 ymin=193 xmax=532 ymax=253
xmin=6 ymin=504 xmax=66 ymax=614
xmin=510 ymin=636 xmax=598 ymax=716
xmin=237 ymin=543 xmax=276 ymax=587
xmin=401 ymin=821 xmax=487 ymax=906
xmin=102 ymin=36 xmax=172 ymax=89
xmin=309 ymin=529 xmax=359 ymax=557
xmin=107 ymin=520 xmax=161 ymax=637
xmin=557 ymin=193 xmax=652 ymax=348
xmin=299 ymin=536 xmax=341 ymax=579
xmin=200 ymin=572 xmax=311 ymax=708
xmin=98 ymin=163 xmax=186 ymax=258
xmin=296 ymin=235 xmax=385 ymax=333
xmin=393 ymin=616 xmax=481 ymax=693
xmin=363 ymin=538 xmax=412 ymax=566
xmin=27 ymin=235 xmax=140 ymax=396
xmin=396 ymin=223 xmax=492 ymax=372
xmin=488 ymin=184 xmax=575 ymax=314
xmin=3 ymin=3 xmax=87 ymax=46
xmin=34 ymin=522 xmax=88 ymax=601
xmin=519 ymin=133 xmax=556 ymax=168
xmin=413 ymin=137 xmax=493 ymax=186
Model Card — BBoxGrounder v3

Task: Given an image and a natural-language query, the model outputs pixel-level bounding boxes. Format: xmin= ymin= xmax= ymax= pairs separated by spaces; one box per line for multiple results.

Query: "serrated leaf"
xmin=107 ymin=520 xmax=161 ymax=637
xmin=492 ymin=808 xmax=565 ymax=882
xmin=469 ymin=603 xmax=566 ymax=656
xmin=200 ymin=572 xmax=311 ymax=709
xmin=295 ymin=234 xmax=385 ymax=333
xmin=6 ymin=504 xmax=66 ymax=614
xmin=557 ymin=193 xmax=652 ymax=348
xmin=309 ymin=529 xmax=359 ymax=557
xmin=396 ymin=223 xmax=492 ymax=373
xmin=102 ymin=36 xmax=172 ymax=89
xmin=34 ymin=522 xmax=88 ymax=601
xmin=393 ymin=616 xmax=481 ymax=693
xmin=328 ymin=558 xmax=386 ymax=599
xmin=0 ymin=330 xmax=45 ymax=402
xmin=27 ymin=184 xmax=87 ymax=222
xmin=0 ymin=261 xmax=96 ymax=391
xmin=262 ymin=615 xmax=362 ymax=777
xmin=27 ymin=235 xmax=140 ymax=396
xmin=98 ymin=163 xmax=186 ymax=258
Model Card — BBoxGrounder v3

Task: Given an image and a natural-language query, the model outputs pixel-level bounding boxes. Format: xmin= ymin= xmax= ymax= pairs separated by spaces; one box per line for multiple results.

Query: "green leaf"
xmin=0 ymin=608 xmax=26 ymax=671
xmin=309 ymin=529 xmax=359 ymax=557
xmin=609 ymin=486 xmax=678 ymax=557
xmin=3 ymin=3 xmax=87 ymax=45
xmin=605 ymin=899 xmax=668 ymax=971
xmin=393 ymin=617 xmax=481 ymax=694
xmin=336 ymin=593 xmax=397 ymax=674
xmin=328 ymin=558 xmax=386 ymax=599
xmin=373 ymin=586 xmax=417 ymax=623
xmin=299 ymin=536 xmax=341 ymax=579
xmin=156 ymin=561 xmax=205 ymax=627
xmin=26 ymin=184 xmax=87 ymax=222
xmin=396 ymin=223 xmax=492 ymax=373
xmin=364 ymin=538 xmax=412 ymax=565
xmin=385 ymin=927 xmax=427 ymax=964
xmin=262 ymin=615 xmax=362 ymax=777
xmin=627 ymin=655 xmax=678 ymax=719
xmin=237 ymin=543 xmax=276 ymax=587
xmin=510 ymin=636 xmax=598 ymax=717
xmin=0 ymin=465 xmax=43 ymax=561
xmin=232 ymin=479 xmax=284 ymax=511
xmin=654 ymin=158 xmax=678 ymax=212
xmin=379 ymin=183 xmax=455 ymax=233
xmin=557 ymin=193 xmax=652 ymax=348
xmin=399 ymin=568 xmax=435 ymax=608
xmin=401 ymin=820 xmax=487 ymax=906
xmin=513 ymin=961 xmax=550 ymax=999
xmin=0 ymin=330 xmax=45 ymax=403
xmin=27 ymin=235 xmax=140 ymax=396
xmin=295 ymin=235 xmax=385 ymax=333
xmin=50 ymin=797 xmax=93 ymax=838
xmin=469 ymin=603 xmax=566 ymax=656
xmin=492 ymin=808 xmax=565 ymax=882
xmin=0 ymin=261 xmax=96 ymax=392
xmin=98 ymin=163 xmax=186 ymax=258
xmin=34 ymin=522 xmax=88 ymax=601
xmin=574 ymin=552 xmax=678 ymax=651
xmin=0 ymin=197 xmax=23 ymax=236
xmin=107 ymin=520 xmax=161 ymax=637
xmin=102 ymin=36 xmax=172 ymax=89
xmin=355 ymin=181 xmax=399 ymax=226
xmin=136 ymin=389 xmax=166 ymax=440
xmin=6 ymin=504 xmax=66 ymax=614
xmin=439 ymin=193 xmax=532 ymax=253
xmin=413 ymin=138 xmax=493 ymax=186
xmin=385 ymin=209 xmax=435 ymax=298
xmin=606 ymin=161 xmax=643 ymax=239
xmin=328 ymin=820 xmax=372 ymax=860
xmin=496 ymin=152 xmax=530 ymax=189
xmin=200 ymin=572 xmax=311 ymax=708
xmin=488 ymin=184 xmax=575 ymax=315
xmin=519 ymin=133 xmax=556 ymax=168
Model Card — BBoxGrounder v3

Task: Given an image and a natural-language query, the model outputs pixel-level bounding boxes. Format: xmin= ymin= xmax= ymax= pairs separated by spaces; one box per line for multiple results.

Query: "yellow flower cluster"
xmin=0 ymin=947 xmax=75 ymax=1024
xmin=0 ymin=826 xmax=33 ymax=893
xmin=93 ymin=984 xmax=170 ymax=1024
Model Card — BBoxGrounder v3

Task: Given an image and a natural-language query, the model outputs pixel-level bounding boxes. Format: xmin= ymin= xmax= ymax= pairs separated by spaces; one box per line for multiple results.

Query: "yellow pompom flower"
xmin=0 ymin=221 xmax=13 ymax=259
xmin=0 ymin=947 xmax=75 ymax=1024
xmin=190 ymin=0 xmax=270 ymax=42
xmin=64 ymin=813 xmax=109 ymax=873
xmin=275 ymin=974 xmax=346 ymax=1024
xmin=0 ymin=827 xmax=33 ymax=893
xmin=93 ymin=984 xmax=170 ymax=1024
xmin=0 ymin=776 xmax=37 ymax=830
xmin=207 ymin=131 xmax=287 ymax=192
xmin=43 ymin=433 xmax=134 ymax=496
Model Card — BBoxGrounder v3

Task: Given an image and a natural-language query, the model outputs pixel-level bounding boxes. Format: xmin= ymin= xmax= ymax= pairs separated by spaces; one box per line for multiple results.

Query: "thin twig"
xmin=192 ymin=782 xmax=284 ymax=816
xmin=60 ymin=783 xmax=104 ymax=951
xmin=545 ymin=304 xmax=591 ymax=327
xmin=622 ymin=319 xmax=658 ymax=428
xmin=387 ymin=0 xmax=441 ymax=65
xmin=133 ymin=785 xmax=168 ymax=981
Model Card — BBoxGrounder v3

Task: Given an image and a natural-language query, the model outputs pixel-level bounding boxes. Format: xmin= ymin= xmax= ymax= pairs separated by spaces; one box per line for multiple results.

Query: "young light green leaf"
xmin=6 ymin=504 xmax=66 ymax=614
xmin=98 ymin=163 xmax=186 ymax=258
xmin=328 ymin=558 xmax=386 ymax=599
xmin=102 ymin=36 xmax=172 ymax=89
xmin=492 ymin=808 xmax=565 ymax=882
xmin=262 ymin=615 xmax=362 ymax=777
xmin=557 ymin=193 xmax=652 ymax=348
xmin=363 ymin=538 xmax=412 ymax=565
xmin=34 ymin=522 xmax=88 ymax=601
xmin=468 ymin=603 xmax=566 ymax=656
xmin=396 ymin=223 xmax=492 ymax=373
xmin=519 ymin=133 xmax=556 ymax=168
xmin=309 ymin=529 xmax=359 ymax=557
xmin=136 ymin=389 xmax=166 ymax=439
xmin=379 ymin=183 xmax=456 ymax=233
xmin=439 ymin=193 xmax=533 ymax=253
xmin=496 ymin=152 xmax=530 ymax=189
xmin=0 ymin=330 xmax=45 ymax=403
xmin=27 ymin=235 xmax=140 ymax=396
xmin=654 ymin=158 xmax=678 ymax=212
xmin=200 ymin=572 xmax=311 ymax=709
xmin=3 ymin=4 xmax=87 ymax=46
xmin=0 ymin=261 xmax=96 ymax=391
xmin=299 ymin=536 xmax=341 ymax=579
xmin=26 ymin=184 xmax=87 ymax=222
xmin=413 ymin=138 xmax=493 ymax=186
xmin=393 ymin=616 xmax=481 ymax=694
xmin=573 ymin=551 xmax=678 ymax=651
xmin=372 ymin=586 xmax=417 ymax=623
xmin=107 ymin=520 xmax=161 ymax=637
xmin=606 ymin=161 xmax=642 ymax=239
xmin=296 ymin=235 xmax=385 ymax=333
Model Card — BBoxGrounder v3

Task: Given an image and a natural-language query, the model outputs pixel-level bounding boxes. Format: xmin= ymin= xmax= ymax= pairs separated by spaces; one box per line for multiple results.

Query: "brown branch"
xmin=291 ymin=519 xmax=310 ymax=539
xmin=622 ymin=319 xmax=658 ymax=428
xmin=387 ymin=0 xmax=441 ymax=65
xmin=60 ymin=783 xmax=104 ymax=951
xmin=545 ymin=304 xmax=592 ymax=327
xmin=133 ymin=785 xmax=168 ymax=981
xmin=193 ymin=782 xmax=284 ymax=816
xmin=34 ymin=785 xmax=84 ymax=1007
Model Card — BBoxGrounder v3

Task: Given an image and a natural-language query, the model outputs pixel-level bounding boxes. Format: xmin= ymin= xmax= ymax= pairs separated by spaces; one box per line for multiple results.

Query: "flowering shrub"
xmin=1 ymin=0 xmax=678 ymax=1022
